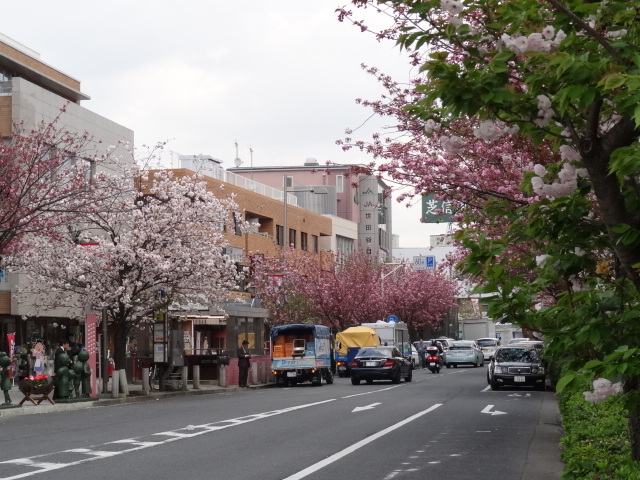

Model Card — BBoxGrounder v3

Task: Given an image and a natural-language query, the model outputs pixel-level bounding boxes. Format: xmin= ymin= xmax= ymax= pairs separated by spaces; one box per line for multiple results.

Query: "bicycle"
xmin=149 ymin=363 xmax=160 ymax=390
xmin=137 ymin=358 xmax=159 ymax=391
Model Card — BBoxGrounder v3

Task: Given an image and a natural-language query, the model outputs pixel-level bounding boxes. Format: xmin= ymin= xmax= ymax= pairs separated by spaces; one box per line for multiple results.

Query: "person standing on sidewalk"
xmin=237 ymin=340 xmax=251 ymax=387
xmin=416 ymin=339 xmax=428 ymax=369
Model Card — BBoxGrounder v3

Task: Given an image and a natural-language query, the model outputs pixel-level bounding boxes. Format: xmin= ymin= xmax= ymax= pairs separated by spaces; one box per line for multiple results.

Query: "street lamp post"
xmin=380 ymin=262 xmax=406 ymax=323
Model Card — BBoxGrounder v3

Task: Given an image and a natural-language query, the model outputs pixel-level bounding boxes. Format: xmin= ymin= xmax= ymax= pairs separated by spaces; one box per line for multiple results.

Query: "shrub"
xmin=559 ymin=392 xmax=640 ymax=479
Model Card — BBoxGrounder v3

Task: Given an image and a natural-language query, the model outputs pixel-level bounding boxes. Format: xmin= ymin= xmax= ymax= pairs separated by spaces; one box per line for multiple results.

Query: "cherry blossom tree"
xmin=338 ymin=0 xmax=640 ymax=460
xmin=297 ymin=251 xmax=386 ymax=330
xmin=249 ymin=251 xmax=319 ymax=325
xmin=0 ymin=113 xmax=120 ymax=263
xmin=12 ymin=165 xmax=241 ymax=370
xmin=384 ymin=269 xmax=458 ymax=336
xmin=253 ymin=249 xmax=458 ymax=333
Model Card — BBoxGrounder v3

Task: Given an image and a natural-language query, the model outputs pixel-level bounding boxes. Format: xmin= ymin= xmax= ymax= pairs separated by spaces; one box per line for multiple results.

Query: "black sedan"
xmin=350 ymin=346 xmax=413 ymax=385
xmin=487 ymin=345 xmax=546 ymax=391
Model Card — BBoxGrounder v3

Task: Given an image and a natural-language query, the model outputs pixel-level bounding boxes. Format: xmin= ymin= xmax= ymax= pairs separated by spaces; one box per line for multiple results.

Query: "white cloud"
xmin=2 ymin=0 xmax=446 ymax=247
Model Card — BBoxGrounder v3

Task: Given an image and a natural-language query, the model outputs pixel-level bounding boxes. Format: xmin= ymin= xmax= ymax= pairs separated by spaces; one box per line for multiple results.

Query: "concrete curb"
xmin=0 ymin=383 xmax=275 ymax=419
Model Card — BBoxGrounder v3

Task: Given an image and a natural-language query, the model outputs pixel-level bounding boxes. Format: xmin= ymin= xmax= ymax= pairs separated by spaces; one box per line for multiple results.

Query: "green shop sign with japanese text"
xmin=421 ymin=194 xmax=453 ymax=223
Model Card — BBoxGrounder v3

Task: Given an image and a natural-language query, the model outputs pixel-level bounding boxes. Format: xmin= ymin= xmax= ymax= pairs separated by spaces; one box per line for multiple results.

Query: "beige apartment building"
xmin=0 ymin=33 xmax=133 ymax=365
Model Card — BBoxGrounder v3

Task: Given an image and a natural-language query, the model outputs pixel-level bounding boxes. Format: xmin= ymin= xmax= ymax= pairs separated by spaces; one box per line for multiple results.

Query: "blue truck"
xmin=270 ymin=324 xmax=335 ymax=386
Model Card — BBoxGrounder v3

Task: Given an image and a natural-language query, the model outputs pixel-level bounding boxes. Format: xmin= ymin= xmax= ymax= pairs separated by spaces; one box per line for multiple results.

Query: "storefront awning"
xmin=188 ymin=316 xmax=226 ymax=326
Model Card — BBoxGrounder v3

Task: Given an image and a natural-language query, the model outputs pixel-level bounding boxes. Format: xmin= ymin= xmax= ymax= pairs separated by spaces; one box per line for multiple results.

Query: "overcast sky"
xmin=2 ymin=0 xmax=449 ymax=247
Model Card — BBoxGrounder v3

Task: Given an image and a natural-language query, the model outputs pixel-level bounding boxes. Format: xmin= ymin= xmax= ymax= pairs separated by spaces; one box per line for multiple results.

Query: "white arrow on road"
xmin=352 ymin=402 xmax=382 ymax=412
xmin=482 ymin=404 xmax=507 ymax=416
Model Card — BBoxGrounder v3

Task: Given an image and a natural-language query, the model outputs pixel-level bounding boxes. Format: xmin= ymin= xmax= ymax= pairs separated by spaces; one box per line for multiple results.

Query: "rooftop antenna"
xmin=249 ymin=146 xmax=254 ymax=180
xmin=234 ymin=141 xmax=242 ymax=167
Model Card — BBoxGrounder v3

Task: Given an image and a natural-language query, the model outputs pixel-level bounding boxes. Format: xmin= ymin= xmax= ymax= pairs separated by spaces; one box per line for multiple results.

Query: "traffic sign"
xmin=413 ymin=256 xmax=436 ymax=271
xmin=386 ymin=315 xmax=399 ymax=323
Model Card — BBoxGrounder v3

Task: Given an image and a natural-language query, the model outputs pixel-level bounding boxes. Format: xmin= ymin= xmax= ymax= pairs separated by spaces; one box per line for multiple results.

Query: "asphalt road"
xmin=0 ymin=366 xmax=558 ymax=480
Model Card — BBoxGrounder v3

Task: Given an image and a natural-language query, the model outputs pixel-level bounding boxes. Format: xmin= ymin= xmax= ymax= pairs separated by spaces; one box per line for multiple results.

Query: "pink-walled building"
xmin=229 ymin=158 xmax=393 ymax=262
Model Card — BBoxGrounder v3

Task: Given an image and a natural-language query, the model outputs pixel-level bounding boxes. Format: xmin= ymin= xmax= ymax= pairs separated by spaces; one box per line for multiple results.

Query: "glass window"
xmin=336 ymin=175 xmax=344 ymax=193
xmin=289 ymin=229 xmax=296 ymax=248
xmin=312 ymin=235 xmax=318 ymax=253
xmin=276 ymin=225 xmax=284 ymax=246
xmin=301 ymin=232 xmax=308 ymax=251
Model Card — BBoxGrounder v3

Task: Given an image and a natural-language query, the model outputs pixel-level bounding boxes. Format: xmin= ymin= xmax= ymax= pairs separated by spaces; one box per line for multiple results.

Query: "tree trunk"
xmin=625 ymin=375 xmax=640 ymax=462
xmin=113 ymin=321 xmax=129 ymax=372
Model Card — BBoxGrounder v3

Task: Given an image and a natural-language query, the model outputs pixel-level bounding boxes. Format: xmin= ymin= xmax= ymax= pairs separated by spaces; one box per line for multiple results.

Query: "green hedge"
xmin=558 ymin=388 xmax=640 ymax=479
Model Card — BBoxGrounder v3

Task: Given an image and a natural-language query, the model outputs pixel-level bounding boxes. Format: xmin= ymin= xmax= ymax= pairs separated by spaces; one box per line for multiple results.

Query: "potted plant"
xmin=18 ymin=374 xmax=54 ymax=396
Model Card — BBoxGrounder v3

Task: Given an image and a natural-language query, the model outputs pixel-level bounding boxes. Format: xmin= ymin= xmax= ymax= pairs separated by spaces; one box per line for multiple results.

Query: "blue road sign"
xmin=387 ymin=315 xmax=399 ymax=323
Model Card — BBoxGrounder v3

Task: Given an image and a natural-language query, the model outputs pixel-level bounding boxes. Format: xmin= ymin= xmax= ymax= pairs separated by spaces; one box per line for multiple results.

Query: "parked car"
xmin=445 ymin=340 xmax=484 ymax=368
xmin=507 ymin=337 xmax=533 ymax=345
xmin=433 ymin=337 xmax=455 ymax=353
xmin=487 ymin=345 xmax=546 ymax=391
xmin=411 ymin=345 xmax=419 ymax=368
xmin=350 ymin=346 xmax=413 ymax=385
xmin=477 ymin=337 xmax=500 ymax=360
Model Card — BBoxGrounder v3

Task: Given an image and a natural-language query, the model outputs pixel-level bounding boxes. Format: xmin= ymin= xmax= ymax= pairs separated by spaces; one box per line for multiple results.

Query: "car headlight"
xmin=532 ymin=366 xmax=545 ymax=374
xmin=494 ymin=365 xmax=503 ymax=374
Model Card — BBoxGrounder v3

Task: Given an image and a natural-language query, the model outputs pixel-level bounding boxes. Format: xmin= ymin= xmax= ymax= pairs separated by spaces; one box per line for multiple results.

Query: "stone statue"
xmin=54 ymin=352 xmax=72 ymax=399
xmin=73 ymin=350 xmax=92 ymax=397
xmin=0 ymin=352 xmax=12 ymax=405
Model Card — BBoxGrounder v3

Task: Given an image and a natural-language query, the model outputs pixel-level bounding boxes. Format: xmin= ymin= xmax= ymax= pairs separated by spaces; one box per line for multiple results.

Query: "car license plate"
xmin=286 ymin=371 xmax=297 ymax=378
xmin=338 ymin=366 xmax=346 ymax=371
xmin=365 ymin=361 xmax=377 ymax=367
xmin=515 ymin=376 xmax=525 ymax=382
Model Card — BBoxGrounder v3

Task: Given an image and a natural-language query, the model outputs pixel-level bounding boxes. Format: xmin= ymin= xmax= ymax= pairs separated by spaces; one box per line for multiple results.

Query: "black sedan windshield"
xmin=496 ymin=348 xmax=539 ymax=362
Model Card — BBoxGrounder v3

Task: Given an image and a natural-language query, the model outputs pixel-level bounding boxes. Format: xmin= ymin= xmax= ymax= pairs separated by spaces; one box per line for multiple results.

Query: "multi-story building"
xmin=228 ymin=158 xmax=393 ymax=262
xmin=0 ymin=33 xmax=133 ymax=363
xmin=162 ymin=165 xmax=333 ymax=382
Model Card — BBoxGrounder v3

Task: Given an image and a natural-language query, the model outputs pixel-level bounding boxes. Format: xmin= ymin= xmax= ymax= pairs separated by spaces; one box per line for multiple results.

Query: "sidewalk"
xmin=522 ymin=390 xmax=564 ymax=479
xmin=0 ymin=379 xmax=273 ymax=419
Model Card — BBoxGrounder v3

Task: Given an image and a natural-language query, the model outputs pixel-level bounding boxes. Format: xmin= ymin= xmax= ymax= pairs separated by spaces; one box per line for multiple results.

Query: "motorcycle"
xmin=426 ymin=346 xmax=442 ymax=373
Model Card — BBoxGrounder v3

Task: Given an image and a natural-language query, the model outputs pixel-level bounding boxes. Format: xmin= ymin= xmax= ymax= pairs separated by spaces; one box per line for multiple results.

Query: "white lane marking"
xmin=341 ymin=385 xmax=403 ymax=399
xmin=482 ymin=386 xmax=491 ymax=392
xmin=481 ymin=404 xmax=507 ymax=416
xmin=352 ymin=402 xmax=381 ymax=412
xmin=282 ymin=404 xmax=442 ymax=480
xmin=0 ymin=398 xmax=336 ymax=480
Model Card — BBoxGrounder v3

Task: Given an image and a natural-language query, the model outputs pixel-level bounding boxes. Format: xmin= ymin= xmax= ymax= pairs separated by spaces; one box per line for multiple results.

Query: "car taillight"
xmin=337 ymin=361 xmax=345 ymax=366
xmin=383 ymin=359 xmax=394 ymax=367
xmin=351 ymin=360 xmax=359 ymax=368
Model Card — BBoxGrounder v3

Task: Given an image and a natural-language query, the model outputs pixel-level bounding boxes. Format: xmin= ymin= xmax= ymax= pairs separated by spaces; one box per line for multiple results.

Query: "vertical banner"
xmin=85 ymin=314 xmax=98 ymax=397
xmin=6 ymin=333 xmax=15 ymax=378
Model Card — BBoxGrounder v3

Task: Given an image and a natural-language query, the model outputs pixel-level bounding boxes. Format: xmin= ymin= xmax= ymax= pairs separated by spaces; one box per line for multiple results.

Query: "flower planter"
xmin=17 ymin=378 xmax=55 ymax=406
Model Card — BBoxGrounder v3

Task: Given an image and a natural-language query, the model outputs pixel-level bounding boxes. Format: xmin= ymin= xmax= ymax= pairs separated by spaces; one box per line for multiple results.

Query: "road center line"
xmin=281 ymin=404 xmax=443 ymax=480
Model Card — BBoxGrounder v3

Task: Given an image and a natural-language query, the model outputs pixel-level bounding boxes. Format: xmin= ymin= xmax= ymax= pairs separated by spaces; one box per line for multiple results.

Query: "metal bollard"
xmin=193 ymin=365 xmax=200 ymax=390
xmin=182 ymin=366 xmax=188 ymax=389
xmin=218 ymin=364 xmax=226 ymax=387
xmin=251 ymin=363 xmax=258 ymax=385
xmin=142 ymin=367 xmax=150 ymax=392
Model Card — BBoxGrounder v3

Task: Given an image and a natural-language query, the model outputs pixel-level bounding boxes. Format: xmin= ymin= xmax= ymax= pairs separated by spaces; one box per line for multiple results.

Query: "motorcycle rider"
xmin=429 ymin=340 xmax=444 ymax=366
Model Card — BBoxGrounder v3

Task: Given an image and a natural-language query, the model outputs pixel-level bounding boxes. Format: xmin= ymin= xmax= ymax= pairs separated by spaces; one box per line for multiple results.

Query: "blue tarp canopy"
xmin=270 ymin=324 xmax=331 ymax=340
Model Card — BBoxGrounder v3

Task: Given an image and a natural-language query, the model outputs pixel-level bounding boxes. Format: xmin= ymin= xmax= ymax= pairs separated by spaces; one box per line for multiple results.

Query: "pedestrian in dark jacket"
xmin=237 ymin=340 xmax=251 ymax=388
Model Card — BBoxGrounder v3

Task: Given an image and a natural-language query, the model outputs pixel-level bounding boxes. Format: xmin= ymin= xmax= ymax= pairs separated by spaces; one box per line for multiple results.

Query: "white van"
xmin=476 ymin=337 xmax=501 ymax=360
